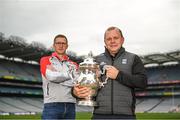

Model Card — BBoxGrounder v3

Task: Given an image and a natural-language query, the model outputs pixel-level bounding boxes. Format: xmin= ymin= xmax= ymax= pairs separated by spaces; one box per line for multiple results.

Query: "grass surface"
xmin=0 ymin=112 xmax=180 ymax=119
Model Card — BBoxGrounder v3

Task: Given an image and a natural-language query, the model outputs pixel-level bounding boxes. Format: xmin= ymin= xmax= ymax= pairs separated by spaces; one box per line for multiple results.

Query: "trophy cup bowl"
xmin=76 ymin=56 xmax=100 ymax=106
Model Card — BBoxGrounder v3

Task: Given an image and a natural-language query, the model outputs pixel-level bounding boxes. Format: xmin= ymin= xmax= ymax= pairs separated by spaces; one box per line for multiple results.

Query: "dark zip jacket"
xmin=94 ymin=47 xmax=147 ymax=115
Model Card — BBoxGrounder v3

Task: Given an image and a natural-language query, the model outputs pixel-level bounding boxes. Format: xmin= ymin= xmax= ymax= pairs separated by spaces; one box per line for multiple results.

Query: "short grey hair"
xmin=104 ymin=26 xmax=124 ymax=39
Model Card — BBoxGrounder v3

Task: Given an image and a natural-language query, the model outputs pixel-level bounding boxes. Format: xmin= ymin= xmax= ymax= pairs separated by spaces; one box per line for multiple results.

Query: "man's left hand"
xmin=105 ymin=65 xmax=119 ymax=80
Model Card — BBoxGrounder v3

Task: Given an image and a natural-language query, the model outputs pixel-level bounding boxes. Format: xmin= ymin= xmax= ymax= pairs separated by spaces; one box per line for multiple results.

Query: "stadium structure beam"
xmin=0 ymin=47 xmax=24 ymax=54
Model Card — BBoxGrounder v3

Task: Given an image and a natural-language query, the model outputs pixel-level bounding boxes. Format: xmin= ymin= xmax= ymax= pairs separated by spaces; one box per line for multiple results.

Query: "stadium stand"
xmin=0 ymin=32 xmax=180 ymax=115
xmin=0 ymin=97 xmax=42 ymax=113
xmin=136 ymin=64 xmax=180 ymax=113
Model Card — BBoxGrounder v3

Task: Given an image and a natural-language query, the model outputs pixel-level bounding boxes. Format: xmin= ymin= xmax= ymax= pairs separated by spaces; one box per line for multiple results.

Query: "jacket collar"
xmin=51 ymin=52 xmax=69 ymax=61
xmin=105 ymin=47 xmax=125 ymax=59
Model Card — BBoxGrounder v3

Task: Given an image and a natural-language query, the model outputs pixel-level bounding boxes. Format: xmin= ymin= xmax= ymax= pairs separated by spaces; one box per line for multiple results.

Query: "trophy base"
xmin=78 ymin=100 xmax=97 ymax=106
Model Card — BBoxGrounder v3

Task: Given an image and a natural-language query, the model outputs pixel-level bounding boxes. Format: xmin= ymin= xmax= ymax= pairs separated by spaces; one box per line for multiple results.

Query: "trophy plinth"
xmin=77 ymin=83 xmax=98 ymax=107
xmin=78 ymin=100 xmax=97 ymax=106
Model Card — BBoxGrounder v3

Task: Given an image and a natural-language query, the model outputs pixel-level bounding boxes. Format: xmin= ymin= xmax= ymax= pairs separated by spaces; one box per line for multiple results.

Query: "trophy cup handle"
xmin=98 ymin=63 xmax=109 ymax=87
xmin=99 ymin=77 xmax=108 ymax=87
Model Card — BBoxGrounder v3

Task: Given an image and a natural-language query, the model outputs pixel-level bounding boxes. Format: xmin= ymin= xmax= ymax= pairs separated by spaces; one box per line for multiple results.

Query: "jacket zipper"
xmin=111 ymin=59 xmax=114 ymax=114
xmin=47 ymin=83 xmax=49 ymax=95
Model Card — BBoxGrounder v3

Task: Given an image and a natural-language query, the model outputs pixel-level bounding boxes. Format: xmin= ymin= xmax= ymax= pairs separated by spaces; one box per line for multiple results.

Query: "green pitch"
xmin=0 ymin=112 xmax=180 ymax=119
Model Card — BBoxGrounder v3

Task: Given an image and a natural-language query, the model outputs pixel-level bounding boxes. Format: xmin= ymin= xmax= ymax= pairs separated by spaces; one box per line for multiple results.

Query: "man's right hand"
xmin=73 ymin=84 xmax=91 ymax=99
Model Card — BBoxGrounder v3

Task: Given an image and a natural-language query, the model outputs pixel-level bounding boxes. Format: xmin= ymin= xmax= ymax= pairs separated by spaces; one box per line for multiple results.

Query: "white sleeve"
xmin=60 ymin=69 xmax=80 ymax=87
xmin=45 ymin=69 xmax=71 ymax=83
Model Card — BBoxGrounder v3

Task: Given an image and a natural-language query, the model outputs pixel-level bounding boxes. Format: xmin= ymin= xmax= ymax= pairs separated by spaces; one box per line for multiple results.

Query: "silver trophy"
xmin=76 ymin=52 xmax=108 ymax=106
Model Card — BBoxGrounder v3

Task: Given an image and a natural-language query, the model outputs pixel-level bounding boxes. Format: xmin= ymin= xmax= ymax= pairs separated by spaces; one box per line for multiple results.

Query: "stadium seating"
xmin=147 ymin=65 xmax=180 ymax=82
xmin=0 ymin=59 xmax=41 ymax=82
xmin=136 ymin=97 xmax=180 ymax=113
xmin=0 ymin=97 xmax=42 ymax=114
xmin=0 ymin=57 xmax=180 ymax=114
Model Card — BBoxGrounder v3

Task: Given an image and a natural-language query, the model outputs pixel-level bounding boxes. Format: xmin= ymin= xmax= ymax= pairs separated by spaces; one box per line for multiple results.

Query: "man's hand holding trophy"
xmin=73 ymin=52 xmax=109 ymax=106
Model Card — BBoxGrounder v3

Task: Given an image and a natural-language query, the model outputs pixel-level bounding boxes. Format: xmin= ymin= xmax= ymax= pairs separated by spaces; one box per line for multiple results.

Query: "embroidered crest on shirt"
xmin=122 ymin=58 xmax=127 ymax=64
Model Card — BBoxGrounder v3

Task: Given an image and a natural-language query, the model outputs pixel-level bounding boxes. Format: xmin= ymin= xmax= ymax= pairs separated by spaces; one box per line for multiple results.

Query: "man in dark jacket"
xmin=73 ymin=26 xmax=147 ymax=119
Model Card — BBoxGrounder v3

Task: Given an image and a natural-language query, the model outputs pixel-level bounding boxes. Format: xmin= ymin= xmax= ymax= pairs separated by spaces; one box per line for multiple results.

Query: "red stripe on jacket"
xmin=40 ymin=52 xmax=78 ymax=78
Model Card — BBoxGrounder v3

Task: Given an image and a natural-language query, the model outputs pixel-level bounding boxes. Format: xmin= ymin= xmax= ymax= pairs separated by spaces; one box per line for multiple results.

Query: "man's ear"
xmin=121 ymin=37 xmax=124 ymax=44
xmin=104 ymin=45 xmax=107 ymax=49
xmin=104 ymin=40 xmax=108 ymax=48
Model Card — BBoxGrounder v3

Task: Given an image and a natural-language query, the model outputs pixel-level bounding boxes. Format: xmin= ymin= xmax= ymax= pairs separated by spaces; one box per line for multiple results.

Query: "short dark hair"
xmin=104 ymin=26 xmax=124 ymax=39
xmin=54 ymin=34 xmax=68 ymax=44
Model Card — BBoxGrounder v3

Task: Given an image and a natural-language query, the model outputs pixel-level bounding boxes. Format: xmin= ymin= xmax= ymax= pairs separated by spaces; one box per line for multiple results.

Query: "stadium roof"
xmin=141 ymin=51 xmax=180 ymax=65
xmin=0 ymin=32 xmax=180 ymax=65
xmin=0 ymin=33 xmax=51 ymax=63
